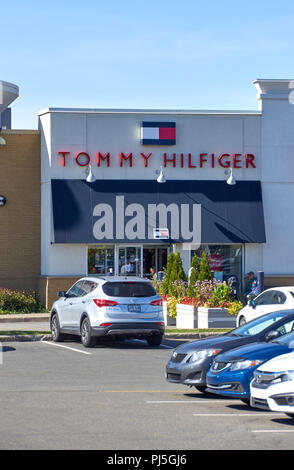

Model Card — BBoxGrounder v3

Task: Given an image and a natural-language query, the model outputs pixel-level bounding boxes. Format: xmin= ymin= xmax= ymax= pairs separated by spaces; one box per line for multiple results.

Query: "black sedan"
xmin=166 ymin=309 xmax=294 ymax=392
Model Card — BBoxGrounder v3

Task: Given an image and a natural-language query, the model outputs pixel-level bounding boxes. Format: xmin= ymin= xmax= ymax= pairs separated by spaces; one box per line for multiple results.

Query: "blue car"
xmin=206 ymin=327 xmax=294 ymax=403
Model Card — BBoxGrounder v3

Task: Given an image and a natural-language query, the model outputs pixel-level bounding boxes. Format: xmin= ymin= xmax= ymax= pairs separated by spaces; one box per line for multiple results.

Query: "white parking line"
xmin=193 ymin=413 xmax=283 ymax=417
xmin=41 ymin=340 xmax=92 ymax=355
xmin=147 ymin=400 xmax=237 ymax=404
xmin=252 ymin=430 xmax=294 ymax=433
xmin=132 ymin=339 xmax=174 ymax=349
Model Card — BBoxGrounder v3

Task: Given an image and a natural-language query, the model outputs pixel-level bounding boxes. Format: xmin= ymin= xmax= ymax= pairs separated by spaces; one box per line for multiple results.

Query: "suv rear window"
xmin=102 ymin=282 xmax=156 ymax=298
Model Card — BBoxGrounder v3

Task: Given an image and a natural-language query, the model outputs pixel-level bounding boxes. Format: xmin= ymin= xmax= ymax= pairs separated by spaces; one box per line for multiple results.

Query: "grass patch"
xmin=165 ymin=328 xmax=232 ymax=334
xmin=0 ymin=330 xmax=51 ymax=336
xmin=0 ymin=310 xmax=49 ymax=315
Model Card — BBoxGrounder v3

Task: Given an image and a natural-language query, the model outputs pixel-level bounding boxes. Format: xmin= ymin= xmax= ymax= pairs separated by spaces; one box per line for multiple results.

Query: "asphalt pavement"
xmin=0 ymin=337 xmax=294 ymax=450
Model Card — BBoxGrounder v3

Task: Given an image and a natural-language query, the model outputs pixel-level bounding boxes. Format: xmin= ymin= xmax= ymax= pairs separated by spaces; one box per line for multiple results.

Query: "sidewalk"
xmin=0 ymin=313 xmax=220 ymax=341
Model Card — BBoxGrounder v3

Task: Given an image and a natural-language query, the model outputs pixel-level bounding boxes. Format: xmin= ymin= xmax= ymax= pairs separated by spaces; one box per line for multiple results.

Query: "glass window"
xmin=271 ymin=291 xmax=287 ymax=305
xmin=254 ymin=291 xmax=274 ymax=306
xmin=275 ymin=329 xmax=294 ymax=345
xmin=119 ymin=247 xmax=141 ymax=277
xmin=67 ymin=281 xmax=86 ymax=298
xmin=231 ymin=312 xmax=287 ymax=337
xmin=191 ymin=244 xmax=242 ymax=289
xmin=83 ymin=280 xmax=98 ymax=295
xmin=276 ymin=320 xmax=294 ymax=336
xmin=88 ymin=246 xmax=114 ymax=276
xmin=102 ymin=281 xmax=156 ymax=298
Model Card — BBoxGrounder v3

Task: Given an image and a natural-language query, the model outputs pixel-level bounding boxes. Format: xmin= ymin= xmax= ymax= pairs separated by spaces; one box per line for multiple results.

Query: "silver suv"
xmin=50 ymin=276 xmax=164 ymax=348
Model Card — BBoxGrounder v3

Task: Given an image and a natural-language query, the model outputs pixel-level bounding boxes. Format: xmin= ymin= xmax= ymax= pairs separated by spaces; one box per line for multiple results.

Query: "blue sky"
xmin=2 ymin=0 xmax=294 ymax=128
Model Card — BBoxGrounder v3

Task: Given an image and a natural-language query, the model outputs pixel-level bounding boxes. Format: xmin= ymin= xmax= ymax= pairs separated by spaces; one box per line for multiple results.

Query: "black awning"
xmin=51 ymin=179 xmax=266 ymax=244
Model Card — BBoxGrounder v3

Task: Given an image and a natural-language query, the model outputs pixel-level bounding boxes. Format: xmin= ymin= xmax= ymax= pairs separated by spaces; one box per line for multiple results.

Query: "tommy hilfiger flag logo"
xmin=141 ymin=122 xmax=176 ymax=145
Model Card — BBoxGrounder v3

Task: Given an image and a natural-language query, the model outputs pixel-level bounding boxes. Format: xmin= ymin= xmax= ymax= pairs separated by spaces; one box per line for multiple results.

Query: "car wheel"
xmin=51 ymin=313 xmax=65 ymax=342
xmin=285 ymin=413 xmax=294 ymax=419
xmin=81 ymin=317 xmax=96 ymax=348
xmin=240 ymin=398 xmax=250 ymax=405
xmin=195 ymin=386 xmax=207 ymax=393
xmin=146 ymin=334 xmax=163 ymax=347
xmin=239 ymin=316 xmax=246 ymax=326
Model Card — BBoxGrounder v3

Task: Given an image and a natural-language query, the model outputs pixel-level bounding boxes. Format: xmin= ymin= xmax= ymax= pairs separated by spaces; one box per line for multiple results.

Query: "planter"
xmin=162 ymin=301 xmax=176 ymax=327
xmin=197 ymin=307 xmax=236 ymax=329
xmin=176 ymin=303 xmax=198 ymax=329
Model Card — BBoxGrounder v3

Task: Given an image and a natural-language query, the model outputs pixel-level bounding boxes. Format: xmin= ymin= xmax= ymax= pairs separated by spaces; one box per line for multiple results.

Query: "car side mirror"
xmin=58 ymin=291 xmax=67 ymax=298
xmin=265 ymin=330 xmax=280 ymax=342
xmin=248 ymin=299 xmax=256 ymax=308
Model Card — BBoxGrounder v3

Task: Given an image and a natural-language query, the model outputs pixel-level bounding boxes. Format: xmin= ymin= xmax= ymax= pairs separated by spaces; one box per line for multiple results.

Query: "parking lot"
xmin=0 ymin=337 xmax=294 ymax=450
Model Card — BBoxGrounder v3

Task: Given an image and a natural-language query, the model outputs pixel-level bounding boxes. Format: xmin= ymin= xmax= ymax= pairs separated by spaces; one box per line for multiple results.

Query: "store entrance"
xmin=118 ymin=246 xmax=142 ymax=276
xmin=143 ymin=246 xmax=169 ymax=279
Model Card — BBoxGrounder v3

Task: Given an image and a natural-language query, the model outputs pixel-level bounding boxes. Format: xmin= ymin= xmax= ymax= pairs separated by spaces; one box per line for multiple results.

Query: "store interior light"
xmin=156 ymin=166 xmax=166 ymax=184
xmin=226 ymin=168 xmax=236 ymax=185
xmin=86 ymin=164 xmax=96 ymax=183
xmin=0 ymin=195 xmax=6 ymax=206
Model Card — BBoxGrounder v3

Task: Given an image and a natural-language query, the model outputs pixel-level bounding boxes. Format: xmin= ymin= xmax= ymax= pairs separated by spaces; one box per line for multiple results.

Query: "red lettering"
xmin=188 ymin=153 xmax=196 ymax=168
xmin=58 ymin=151 xmax=70 ymax=167
xmin=211 ymin=153 xmax=215 ymax=168
xmin=75 ymin=152 xmax=90 ymax=167
xmin=97 ymin=152 xmax=110 ymax=167
xmin=181 ymin=153 xmax=184 ymax=168
xmin=120 ymin=152 xmax=133 ymax=167
xmin=140 ymin=153 xmax=152 ymax=168
xmin=164 ymin=153 xmax=176 ymax=168
xmin=200 ymin=153 xmax=207 ymax=168
xmin=233 ymin=154 xmax=242 ymax=169
xmin=246 ymin=154 xmax=256 ymax=168
xmin=218 ymin=154 xmax=231 ymax=168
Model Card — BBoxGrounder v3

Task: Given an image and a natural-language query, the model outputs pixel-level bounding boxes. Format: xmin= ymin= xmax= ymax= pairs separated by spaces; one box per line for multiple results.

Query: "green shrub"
xmin=161 ymin=252 xmax=175 ymax=296
xmin=198 ymin=252 xmax=213 ymax=281
xmin=187 ymin=253 xmax=200 ymax=297
xmin=169 ymin=252 xmax=186 ymax=296
xmin=227 ymin=300 xmax=244 ymax=316
xmin=0 ymin=288 xmax=45 ymax=313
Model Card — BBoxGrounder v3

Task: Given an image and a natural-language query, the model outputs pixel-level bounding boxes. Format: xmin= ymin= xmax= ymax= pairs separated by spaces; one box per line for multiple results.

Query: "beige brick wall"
xmin=39 ymin=277 xmax=81 ymax=309
xmin=0 ymin=131 xmax=41 ymax=296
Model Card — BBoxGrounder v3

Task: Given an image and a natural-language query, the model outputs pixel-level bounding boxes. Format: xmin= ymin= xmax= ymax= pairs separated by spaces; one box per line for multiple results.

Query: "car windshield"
xmin=229 ymin=312 xmax=288 ymax=337
xmin=102 ymin=281 xmax=157 ymax=297
xmin=273 ymin=330 xmax=294 ymax=346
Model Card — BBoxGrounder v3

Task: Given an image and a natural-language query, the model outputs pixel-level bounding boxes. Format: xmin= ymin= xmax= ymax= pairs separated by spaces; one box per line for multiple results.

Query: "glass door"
xmin=117 ymin=246 xmax=142 ymax=277
xmin=143 ymin=246 xmax=169 ymax=278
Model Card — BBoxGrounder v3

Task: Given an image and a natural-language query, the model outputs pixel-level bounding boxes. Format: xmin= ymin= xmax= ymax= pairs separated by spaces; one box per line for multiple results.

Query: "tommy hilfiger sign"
xmin=57 ymin=151 xmax=256 ymax=169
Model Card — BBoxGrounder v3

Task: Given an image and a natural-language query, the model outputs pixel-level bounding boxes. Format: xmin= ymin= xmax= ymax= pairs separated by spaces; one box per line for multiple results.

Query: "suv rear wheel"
xmin=146 ymin=334 xmax=163 ymax=347
xmin=81 ymin=317 xmax=96 ymax=348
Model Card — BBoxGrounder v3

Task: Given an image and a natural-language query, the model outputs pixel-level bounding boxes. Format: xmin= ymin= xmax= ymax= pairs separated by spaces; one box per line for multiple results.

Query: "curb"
xmin=0 ymin=334 xmax=52 ymax=343
xmin=0 ymin=332 xmax=220 ymax=343
xmin=164 ymin=333 xmax=220 ymax=340
xmin=0 ymin=314 xmax=50 ymax=323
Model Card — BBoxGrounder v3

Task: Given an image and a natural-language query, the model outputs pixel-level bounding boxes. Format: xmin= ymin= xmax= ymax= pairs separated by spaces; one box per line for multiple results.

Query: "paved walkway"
xmin=0 ymin=321 xmax=50 ymax=331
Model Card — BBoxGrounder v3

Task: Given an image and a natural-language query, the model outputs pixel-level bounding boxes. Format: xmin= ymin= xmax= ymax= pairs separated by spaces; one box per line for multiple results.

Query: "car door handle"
xmin=82 ymin=301 xmax=86 ymax=304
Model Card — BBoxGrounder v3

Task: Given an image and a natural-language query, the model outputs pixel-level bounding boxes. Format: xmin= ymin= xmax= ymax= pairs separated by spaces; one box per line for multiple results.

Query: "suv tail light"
xmin=150 ymin=299 xmax=162 ymax=306
xmin=93 ymin=299 xmax=118 ymax=308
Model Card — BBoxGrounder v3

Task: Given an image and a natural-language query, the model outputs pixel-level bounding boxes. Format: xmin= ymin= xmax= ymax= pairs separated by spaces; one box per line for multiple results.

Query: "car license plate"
xmin=128 ymin=304 xmax=141 ymax=313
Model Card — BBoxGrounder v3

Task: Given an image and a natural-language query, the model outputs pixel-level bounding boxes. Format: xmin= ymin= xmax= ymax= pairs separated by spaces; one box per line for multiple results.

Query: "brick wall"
xmin=0 ymin=131 xmax=41 ymax=297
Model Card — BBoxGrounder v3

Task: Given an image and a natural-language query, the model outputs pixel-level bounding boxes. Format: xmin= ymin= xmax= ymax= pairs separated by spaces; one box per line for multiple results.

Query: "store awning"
xmin=51 ymin=179 xmax=266 ymax=244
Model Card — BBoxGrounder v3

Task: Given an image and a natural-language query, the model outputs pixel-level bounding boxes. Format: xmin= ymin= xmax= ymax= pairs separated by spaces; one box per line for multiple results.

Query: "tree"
xmin=161 ymin=252 xmax=175 ymax=296
xmin=187 ymin=253 xmax=200 ymax=297
xmin=169 ymin=252 xmax=187 ymax=296
xmin=198 ymin=251 xmax=213 ymax=281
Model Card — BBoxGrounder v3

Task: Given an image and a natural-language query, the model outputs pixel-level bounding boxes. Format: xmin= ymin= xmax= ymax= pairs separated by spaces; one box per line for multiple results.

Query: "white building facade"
xmin=39 ymin=79 xmax=294 ymax=298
